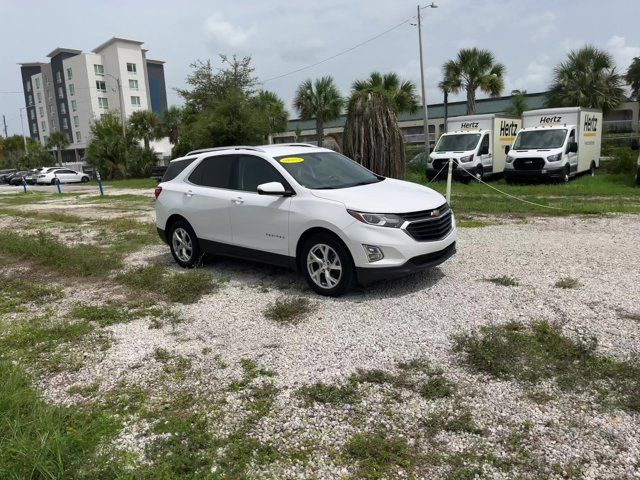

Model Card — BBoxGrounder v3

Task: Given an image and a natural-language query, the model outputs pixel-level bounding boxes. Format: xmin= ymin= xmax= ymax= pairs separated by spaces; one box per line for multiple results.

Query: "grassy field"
xmin=87 ymin=178 xmax=157 ymax=189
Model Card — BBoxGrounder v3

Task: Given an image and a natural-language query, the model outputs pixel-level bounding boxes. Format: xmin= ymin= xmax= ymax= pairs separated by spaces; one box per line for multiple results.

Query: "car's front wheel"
xmin=169 ymin=220 xmax=201 ymax=268
xmin=301 ymin=233 xmax=355 ymax=296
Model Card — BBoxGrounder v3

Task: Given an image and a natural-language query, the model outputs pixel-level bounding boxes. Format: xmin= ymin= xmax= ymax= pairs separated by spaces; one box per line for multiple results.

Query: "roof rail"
xmin=268 ymin=143 xmax=317 ymax=148
xmin=186 ymin=146 xmax=266 ymax=156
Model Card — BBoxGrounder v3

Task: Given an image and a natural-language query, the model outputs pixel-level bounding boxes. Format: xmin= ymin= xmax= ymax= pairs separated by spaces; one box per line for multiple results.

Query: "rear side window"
xmin=163 ymin=157 xmax=197 ymax=182
xmin=188 ymin=155 xmax=234 ymax=188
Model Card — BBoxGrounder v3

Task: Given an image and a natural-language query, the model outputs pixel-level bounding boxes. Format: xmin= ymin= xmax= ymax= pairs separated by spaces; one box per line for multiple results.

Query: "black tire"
xmin=301 ymin=232 xmax=355 ymax=297
xmin=50 ymin=179 xmax=57 ymax=185
xmin=636 ymin=167 xmax=640 ymax=186
xmin=168 ymin=219 xmax=201 ymax=268
xmin=474 ymin=166 xmax=484 ymax=182
xmin=561 ymin=166 xmax=570 ymax=184
xmin=589 ymin=162 xmax=596 ymax=177
xmin=81 ymin=176 xmax=89 ymax=183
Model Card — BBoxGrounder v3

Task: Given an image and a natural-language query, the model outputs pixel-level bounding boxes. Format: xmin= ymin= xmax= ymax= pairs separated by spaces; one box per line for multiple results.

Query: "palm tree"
xmin=251 ymin=90 xmax=288 ymax=142
xmin=293 ymin=76 xmax=343 ymax=146
xmin=45 ymin=131 xmax=70 ymax=166
xmin=128 ymin=110 xmax=162 ymax=150
xmin=547 ymin=45 xmax=625 ymax=114
xmin=343 ymin=73 xmax=418 ymax=179
xmin=442 ymin=48 xmax=505 ymax=115
xmin=438 ymin=78 xmax=457 ymax=131
xmin=506 ymin=89 xmax=529 ymax=116
xmin=162 ymin=106 xmax=183 ymax=145
xmin=625 ymin=57 xmax=640 ymax=104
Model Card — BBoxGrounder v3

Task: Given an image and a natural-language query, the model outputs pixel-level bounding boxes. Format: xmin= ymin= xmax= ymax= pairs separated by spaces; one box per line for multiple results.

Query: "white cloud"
xmin=204 ymin=13 xmax=255 ymax=48
xmin=278 ymin=39 xmax=325 ymax=63
xmin=520 ymin=11 xmax=556 ymax=41
xmin=607 ymin=35 xmax=640 ymax=71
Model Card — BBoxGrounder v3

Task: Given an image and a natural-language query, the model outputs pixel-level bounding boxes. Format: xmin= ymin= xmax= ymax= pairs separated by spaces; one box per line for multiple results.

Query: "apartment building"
xmin=19 ymin=38 xmax=167 ymax=162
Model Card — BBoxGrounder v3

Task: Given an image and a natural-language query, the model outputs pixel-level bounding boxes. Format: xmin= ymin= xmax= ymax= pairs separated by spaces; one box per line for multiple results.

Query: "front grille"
xmin=432 ymin=158 xmax=458 ymax=172
xmin=401 ymin=203 xmax=453 ymax=242
xmin=513 ymin=157 xmax=545 ymax=170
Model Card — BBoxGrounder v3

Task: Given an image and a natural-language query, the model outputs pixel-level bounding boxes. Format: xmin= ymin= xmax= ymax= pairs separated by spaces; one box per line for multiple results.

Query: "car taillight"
xmin=154 ymin=186 xmax=162 ymax=199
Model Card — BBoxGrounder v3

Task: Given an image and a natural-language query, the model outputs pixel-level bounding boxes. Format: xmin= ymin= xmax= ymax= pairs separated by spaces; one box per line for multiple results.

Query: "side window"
xmin=188 ymin=155 xmax=234 ymax=188
xmin=567 ymin=130 xmax=576 ymax=153
xmin=480 ymin=135 xmax=489 ymax=154
xmin=236 ymin=155 xmax=288 ymax=192
xmin=163 ymin=157 xmax=197 ymax=182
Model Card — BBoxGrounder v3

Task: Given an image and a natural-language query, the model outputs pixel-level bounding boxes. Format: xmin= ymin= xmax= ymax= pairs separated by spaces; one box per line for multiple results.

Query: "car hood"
xmin=309 ymin=178 xmax=446 ymax=212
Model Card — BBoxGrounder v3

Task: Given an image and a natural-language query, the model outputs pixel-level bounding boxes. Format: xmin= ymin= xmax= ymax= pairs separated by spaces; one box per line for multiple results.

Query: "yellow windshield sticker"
xmin=280 ymin=157 xmax=304 ymax=164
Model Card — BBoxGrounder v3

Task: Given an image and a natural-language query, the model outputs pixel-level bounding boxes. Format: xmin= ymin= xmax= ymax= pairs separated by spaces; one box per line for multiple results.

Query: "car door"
xmin=566 ymin=129 xmax=578 ymax=173
xmin=479 ymin=134 xmax=492 ymax=171
xmin=54 ymin=169 xmax=75 ymax=183
xmin=179 ymin=155 xmax=235 ymax=245
xmin=229 ymin=155 xmax=292 ymax=256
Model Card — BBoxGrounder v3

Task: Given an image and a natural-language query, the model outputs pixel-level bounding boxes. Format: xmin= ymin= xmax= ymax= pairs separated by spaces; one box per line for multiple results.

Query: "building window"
xmin=76 ymin=131 xmax=82 ymax=142
xmin=98 ymin=97 xmax=109 ymax=109
xmin=62 ymin=118 xmax=68 ymax=130
xmin=35 ymin=78 xmax=41 ymax=89
xmin=69 ymin=84 xmax=75 ymax=96
xmin=71 ymin=100 xmax=77 ymax=111
xmin=126 ymin=63 xmax=137 ymax=74
xmin=37 ymin=92 xmax=42 ymax=103
xmin=94 ymin=64 xmax=104 ymax=76
xmin=41 ymin=121 xmax=46 ymax=132
xmin=26 ymin=81 xmax=31 ymax=92
xmin=39 ymin=107 xmax=44 ymax=117
xmin=28 ymin=94 xmax=33 ymax=105
xmin=66 ymin=68 xmax=73 ymax=80
xmin=45 ymin=76 xmax=50 ymax=86
xmin=128 ymin=79 xmax=139 ymax=90
xmin=60 ymin=103 xmax=66 ymax=114
xmin=96 ymin=80 xmax=107 ymax=93
xmin=32 ymin=122 xmax=37 ymax=132
xmin=58 ymin=86 xmax=64 ymax=99
xmin=73 ymin=115 xmax=79 ymax=127
xmin=29 ymin=109 xmax=35 ymax=120
xmin=131 ymin=96 xmax=141 ymax=107
xmin=56 ymin=71 xmax=62 ymax=83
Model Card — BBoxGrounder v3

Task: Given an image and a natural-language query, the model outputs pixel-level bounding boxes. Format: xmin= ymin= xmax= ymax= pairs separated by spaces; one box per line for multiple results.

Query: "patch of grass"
xmin=0 ymin=275 xmax=63 ymax=315
xmin=101 ymin=381 xmax=148 ymax=416
xmin=297 ymin=382 xmax=361 ymax=406
xmin=418 ymin=376 xmax=454 ymax=400
xmin=67 ymin=381 xmax=100 ymax=398
xmin=453 ymin=321 xmax=640 ymax=412
xmin=264 ymin=296 xmax=313 ymax=324
xmin=153 ymin=347 xmax=172 ymax=362
xmin=69 ymin=302 xmax=130 ymax=327
xmin=554 ymin=277 xmax=580 ymax=289
xmin=423 ymin=407 xmax=483 ymax=436
xmin=343 ymin=431 xmax=416 ymax=479
xmin=117 ymin=265 xmax=221 ymax=304
xmin=0 ymin=231 xmax=120 ymax=277
xmin=0 ymin=207 xmax=84 ymax=224
xmin=213 ymin=353 xmax=228 ymax=369
xmin=486 ymin=275 xmax=519 ymax=287
xmin=91 ymin=178 xmax=157 ymax=189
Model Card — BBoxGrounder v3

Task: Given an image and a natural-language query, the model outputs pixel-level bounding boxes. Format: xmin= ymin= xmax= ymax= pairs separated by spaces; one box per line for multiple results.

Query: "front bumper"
xmin=427 ymin=163 xmax=478 ymax=180
xmin=504 ymin=165 xmax=564 ymax=181
xmin=356 ymin=241 xmax=456 ymax=284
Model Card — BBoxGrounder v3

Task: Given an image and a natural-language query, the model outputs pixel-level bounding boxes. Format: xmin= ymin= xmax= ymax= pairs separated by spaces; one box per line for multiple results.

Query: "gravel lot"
xmin=2 ymin=195 xmax=640 ymax=478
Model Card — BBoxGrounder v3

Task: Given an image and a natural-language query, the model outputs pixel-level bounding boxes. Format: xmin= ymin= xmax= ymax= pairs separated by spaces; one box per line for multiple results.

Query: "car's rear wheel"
xmin=81 ymin=176 xmax=89 ymax=183
xmin=301 ymin=233 xmax=355 ymax=296
xmin=50 ymin=179 xmax=56 ymax=185
xmin=169 ymin=220 xmax=201 ymax=268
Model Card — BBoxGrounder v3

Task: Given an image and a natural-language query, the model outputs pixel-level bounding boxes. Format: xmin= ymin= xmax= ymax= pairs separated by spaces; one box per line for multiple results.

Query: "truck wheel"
xmin=589 ymin=162 xmax=596 ymax=177
xmin=474 ymin=166 xmax=484 ymax=182
xmin=636 ymin=167 xmax=640 ymax=186
xmin=562 ymin=166 xmax=570 ymax=184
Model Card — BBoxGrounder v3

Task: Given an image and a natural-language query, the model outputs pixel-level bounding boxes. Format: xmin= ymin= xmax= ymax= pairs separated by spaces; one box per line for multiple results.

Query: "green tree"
xmin=547 ymin=45 xmax=625 ymax=113
xmin=162 ymin=106 xmax=183 ymax=145
xmin=442 ymin=48 xmax=505 ymax=115
xmin=438 ymin=78 xmax=457 ymax=130
xmin=251 ymin=90 xmax=288 ymax=140
xmin=625 ymin=57 xmax=640 ymax=102
xmin=294 ymin=76 xmax=343 ymax=147
xmin=128 ymin=110 xmax=162 ymax=151
xmin=506 ymin=89 xmax=529 ymax=116
xmin=343 ymin=72 xmax=417 ymax=179
xmin=86 ymin=113 xmax=141 ymax=179
xmin=45 ymin=131 xmax=71 ymax=166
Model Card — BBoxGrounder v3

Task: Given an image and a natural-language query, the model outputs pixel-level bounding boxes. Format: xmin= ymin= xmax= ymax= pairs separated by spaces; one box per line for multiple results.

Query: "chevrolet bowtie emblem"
xmin=430 ymin=209 xmax=441 ymax=217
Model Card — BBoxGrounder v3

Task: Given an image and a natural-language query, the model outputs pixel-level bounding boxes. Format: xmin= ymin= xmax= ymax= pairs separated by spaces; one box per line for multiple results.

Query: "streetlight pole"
xmin=18 ymin=107 xmax=28 ymax=153
xmin=105 ymin=73 xmax=126 ymax=137
xmin=417 ymin=3 xmax=437 ymax=159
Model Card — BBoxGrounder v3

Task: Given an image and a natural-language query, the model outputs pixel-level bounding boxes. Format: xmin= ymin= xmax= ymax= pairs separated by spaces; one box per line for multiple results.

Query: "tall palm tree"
xmin=162 ymin=106 xmax=183 ymax=145
xmin=438 ymin=78 xmax=457 ymax=131
xmin=442 ymin=48 xmax=505 ymax=115
xmin=625 ymin=57 xmax=640 ymax=104
xmin=252 ymin=90 xmax=288 ymax=142
xmin=45 ymin=131 xmax=70 ymax=166
xmin=128 ymin=110 xmax=162 ymax=150
xmin=293 ymin=76 xmax=343 ymax=146
xmin=547 ymin=45 xmax=625 ymax=114
xmin=343 ymin=73 xmax=418 ymax=179
xmin=506 ymin=89 xmax=529 ymax=116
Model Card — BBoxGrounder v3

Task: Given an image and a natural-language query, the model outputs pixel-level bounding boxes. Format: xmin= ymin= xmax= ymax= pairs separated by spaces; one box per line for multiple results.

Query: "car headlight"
xmin=427 ymin=156 xmax=434 ymax=164
xmin=460 ymin=154 xmax=474 ymax=163
xmin=347 ymin=210 xmax=404 ymax=228
xmin=547 ymin=153 xmax=562 ymax=162
xmin=506 ymin=155 xmax=514 ymax=164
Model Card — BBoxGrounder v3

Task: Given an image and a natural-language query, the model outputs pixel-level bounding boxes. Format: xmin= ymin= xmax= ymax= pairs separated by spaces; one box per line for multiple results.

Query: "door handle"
xmin=231 ymin=197 xmax=244 ymax=205
xmin=185 ymin=190 xmax=193 ymax=198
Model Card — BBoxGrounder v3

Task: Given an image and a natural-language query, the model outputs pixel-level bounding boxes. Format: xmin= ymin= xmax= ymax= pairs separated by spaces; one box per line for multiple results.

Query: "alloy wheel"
xmin=172 ymin=227 xmax=193 ymax=263
xmin=306 ymin=243 xmax=342 ymax=289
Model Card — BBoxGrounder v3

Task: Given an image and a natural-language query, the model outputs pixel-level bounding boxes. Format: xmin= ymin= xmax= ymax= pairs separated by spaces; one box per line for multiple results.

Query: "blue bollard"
xmin=55 ymin=177 xmax=62 ymax=194
xmin=97 ymin=172 xmax=104 ymax=196
xmin=21 ymin=177 xmax=27 ymax=193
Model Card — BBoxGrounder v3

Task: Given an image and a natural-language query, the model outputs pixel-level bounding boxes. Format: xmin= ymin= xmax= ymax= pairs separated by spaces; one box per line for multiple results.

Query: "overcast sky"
xmin=1 ymin=0 xmax=638 ymax=136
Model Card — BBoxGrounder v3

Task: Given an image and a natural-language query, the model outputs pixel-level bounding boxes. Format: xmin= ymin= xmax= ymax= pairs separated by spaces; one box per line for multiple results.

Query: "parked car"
xmin=155 ymin=144 xmax=457 ymax=296
xmin=0 ymin=169 xmax=17 ymax=184
xmin=7 ymin=171 xmax=31 ymax=185
xmin=36 ymin=168 xmax=90 ymax=185
xmin=632 ymin=139 xmax=640 ymax=186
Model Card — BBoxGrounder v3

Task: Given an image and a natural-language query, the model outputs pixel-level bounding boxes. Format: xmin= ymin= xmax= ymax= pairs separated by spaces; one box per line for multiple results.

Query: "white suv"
xmin=155 ymin=144 xmax=456 ymax=296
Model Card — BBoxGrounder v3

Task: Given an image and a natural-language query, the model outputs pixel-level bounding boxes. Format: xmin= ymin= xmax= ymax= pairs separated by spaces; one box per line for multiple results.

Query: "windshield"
xmin=513 ymin=129 xmax=567 ymax=150
xmin=274 ymin=151 xmax=382 ymax=189
xmin=434 ymin=133 xmax=481 ymax=152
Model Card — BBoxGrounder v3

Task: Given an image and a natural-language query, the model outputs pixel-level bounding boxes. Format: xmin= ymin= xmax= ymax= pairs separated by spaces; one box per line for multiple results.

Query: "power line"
xmin=260 ymin=15 xmax=415 ymax=84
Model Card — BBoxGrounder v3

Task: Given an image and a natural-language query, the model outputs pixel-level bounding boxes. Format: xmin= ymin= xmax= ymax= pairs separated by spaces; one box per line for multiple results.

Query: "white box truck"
xmin=427 ymin=114 xmax=521 ymax=182
xmin=504 ymin=107 xmax=602 ymax=183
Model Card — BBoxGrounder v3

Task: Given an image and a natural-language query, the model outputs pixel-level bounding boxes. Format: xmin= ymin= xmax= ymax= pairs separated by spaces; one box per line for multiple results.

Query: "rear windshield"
xmin=435 ymin=134 xmax=481 ymax=152
xmin=163 ymin=157 xmax=197 ymax=182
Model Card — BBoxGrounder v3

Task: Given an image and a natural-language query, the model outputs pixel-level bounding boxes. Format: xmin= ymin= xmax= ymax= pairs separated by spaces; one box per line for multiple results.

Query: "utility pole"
xmin=19 ymin=108 xmax=27 ymax=153
xmin=2 ymin=114 xmax=7 ymax=138
xmin=106 ymin=73 xmax=126 ymax=137
xmin=417 ymin=3 xmax=437 ymax=158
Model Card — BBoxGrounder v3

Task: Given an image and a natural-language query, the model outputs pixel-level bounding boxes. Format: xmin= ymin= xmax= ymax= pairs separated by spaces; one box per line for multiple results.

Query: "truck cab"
xmin=427 ymin=130 xmax=490 ymax=182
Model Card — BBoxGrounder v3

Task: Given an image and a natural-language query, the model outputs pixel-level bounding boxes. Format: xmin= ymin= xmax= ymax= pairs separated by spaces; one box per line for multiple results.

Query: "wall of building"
xmin=146 ymin=61 xmax=167 ymax=115
xmin=20 ymin=64 xmax=42 ymax=140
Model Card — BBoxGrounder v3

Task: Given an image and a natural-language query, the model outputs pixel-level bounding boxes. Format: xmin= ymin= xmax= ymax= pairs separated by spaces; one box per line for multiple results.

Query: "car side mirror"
xmin=568 ymin=141 xmax=578 ymax=153
xmin=631 ymin=139 xmax=639 ymax=151
xmin=257 ymin=181 xmax=292 ymax=196
xmin=504 ymin=145 xmax=511 ymax=154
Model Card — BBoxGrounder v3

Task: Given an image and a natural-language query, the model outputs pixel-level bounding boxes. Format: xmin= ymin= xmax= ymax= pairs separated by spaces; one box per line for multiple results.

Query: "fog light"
xmin=363 ymin=244 xmax=384 ymax=262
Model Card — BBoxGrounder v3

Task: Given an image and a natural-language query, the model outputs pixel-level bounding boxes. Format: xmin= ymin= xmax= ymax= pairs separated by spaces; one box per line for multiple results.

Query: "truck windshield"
xmin=434 ymin=134 xmax=481 ymax=152
xmin=513 ymin=129 xmax=567 ymax=150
